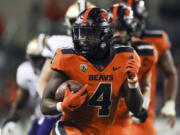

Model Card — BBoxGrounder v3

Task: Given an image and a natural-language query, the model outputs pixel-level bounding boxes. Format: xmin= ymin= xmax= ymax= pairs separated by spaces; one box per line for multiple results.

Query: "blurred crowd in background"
xmin=0 ymin=0 xmax=179 ymax=121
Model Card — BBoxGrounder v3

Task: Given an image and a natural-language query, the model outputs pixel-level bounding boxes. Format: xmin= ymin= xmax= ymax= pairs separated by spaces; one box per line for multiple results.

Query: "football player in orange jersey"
xmin=41 ymin=8 xmax=143 ymax=135
xmin=109 ymin=3 xmax=158 ymax=135
xmin=124 ymin=0 xmax=178 ymax=135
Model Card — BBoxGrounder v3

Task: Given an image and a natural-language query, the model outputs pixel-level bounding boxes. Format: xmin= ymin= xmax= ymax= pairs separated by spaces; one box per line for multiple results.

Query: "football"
xmin=55 ymin=80 xmax=84 ymax=101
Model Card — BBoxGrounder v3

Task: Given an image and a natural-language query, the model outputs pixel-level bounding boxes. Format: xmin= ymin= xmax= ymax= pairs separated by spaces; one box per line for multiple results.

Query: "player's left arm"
xmin=158 ymin=49 xmax=178 ymax=127
xmin=130 ymin=73 xmax=151 ymax=123
xmin=123 ymin=80 xmax=143 ymax=114
xmin=123 ymin=52 xmax=144 ymax=114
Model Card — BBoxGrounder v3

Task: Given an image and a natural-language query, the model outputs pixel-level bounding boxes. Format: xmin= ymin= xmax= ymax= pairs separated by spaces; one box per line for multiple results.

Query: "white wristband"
xmin=127 ymin=76 xmax=139 ymax=89
xmin=142 ymin=96 xmax=150 ymax=109
xmin=161 ymin=100 xmax=176 ymax=116
xmin=127 ymin=76 xmax=138 ymax=83
xmin=128 ymin=82 xmax=139 ymax=89
xmin=56 ymin=102 xmax=63 ymax=112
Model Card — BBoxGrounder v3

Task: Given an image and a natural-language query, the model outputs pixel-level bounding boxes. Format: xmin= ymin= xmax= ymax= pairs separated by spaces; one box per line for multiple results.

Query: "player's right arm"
xmin=123 ymin=77 xmax=144 ymax=114
xmin=41 ymin=49 xmax=88 ymax=115
xmin=37 ymin=35 xmax=73 ymax=97
xmin=131 ymin=73 xmax=151 ymax=123
xmin=40 ymin=70 xmax=69 ymax=115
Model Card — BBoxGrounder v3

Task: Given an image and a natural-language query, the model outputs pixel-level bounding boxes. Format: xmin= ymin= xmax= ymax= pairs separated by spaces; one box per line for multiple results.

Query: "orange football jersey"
xmin=142 ymin=31 xmax=171 ymax=120
xmin=142 ymin=31 xmax=171 ymax=58
xmin=51 ymin=47 xmax=140 ymax=135
xmin=132 ymin=39 xmax=158 ymax=81
xmin=131 ymin=31 xmax=171 ymax=135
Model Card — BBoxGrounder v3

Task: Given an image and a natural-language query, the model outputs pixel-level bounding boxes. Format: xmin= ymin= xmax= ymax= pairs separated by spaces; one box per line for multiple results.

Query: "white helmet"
xmin=65 ymin=1 xmax=96 ymax=35
xmin=26 ymin=33 xmax=48 ymax=74
xmin=26 ymin=33 xmax=48 ymax=56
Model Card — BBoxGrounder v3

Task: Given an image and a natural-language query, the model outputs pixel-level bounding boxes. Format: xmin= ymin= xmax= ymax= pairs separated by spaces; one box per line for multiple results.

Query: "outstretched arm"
xmin=123 ymin=58 xmax=143 ymax=114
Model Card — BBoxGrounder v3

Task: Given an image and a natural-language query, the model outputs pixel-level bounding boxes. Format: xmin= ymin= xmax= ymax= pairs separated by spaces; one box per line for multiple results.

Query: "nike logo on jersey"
xmin=112 ymin=66 xmax=121 ymax=71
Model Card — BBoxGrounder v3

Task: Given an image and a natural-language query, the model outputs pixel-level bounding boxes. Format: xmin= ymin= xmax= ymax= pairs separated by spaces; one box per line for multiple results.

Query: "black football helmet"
xmin=109 ymin=3 xmax=136 ymax=44
xmin=72 ymin=7 xmax=113 ymax=58
xmin=109 ymin=3 xmax=136 ymax=32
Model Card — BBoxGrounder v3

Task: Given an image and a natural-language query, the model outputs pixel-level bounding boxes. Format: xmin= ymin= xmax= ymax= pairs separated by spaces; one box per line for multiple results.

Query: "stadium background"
xmin=0 ymin=0 xmax=179 ymax=134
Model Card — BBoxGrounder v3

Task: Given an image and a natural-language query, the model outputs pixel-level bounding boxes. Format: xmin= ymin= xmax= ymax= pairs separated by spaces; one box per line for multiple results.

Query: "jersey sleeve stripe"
xmin=137 ymin=45 xmax=153 ymax=50
xmin=116 ymin=46 xmax=134 ymax=53
xmin=62 ymin=49 xmax=75 ymax=54
xmin=142 ymin=30 xmax=163 ymax=38
xmin=132 ymin=41 xmax=152 ymax=47
xmin=136 ymin=49 xmax=154 ymax=56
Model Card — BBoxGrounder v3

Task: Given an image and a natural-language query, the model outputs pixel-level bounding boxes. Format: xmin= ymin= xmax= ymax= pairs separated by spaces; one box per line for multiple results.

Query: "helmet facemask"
xmin=72 ymin=8 xmax=113 ymax=59
xmin=72 ymin=26 xmax=112 ymax=58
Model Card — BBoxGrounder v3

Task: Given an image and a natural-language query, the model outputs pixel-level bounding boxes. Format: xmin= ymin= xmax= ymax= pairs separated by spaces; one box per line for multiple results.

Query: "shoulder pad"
xmin=114 ymin=46 xmax=134 ymax=53
xmin=142 ymin=30 xmax=164 ymax=38
xmin=61 ymin=48 xmax=75 ymax=54
xmin=132 ymin=41 xmax=154 ymax=56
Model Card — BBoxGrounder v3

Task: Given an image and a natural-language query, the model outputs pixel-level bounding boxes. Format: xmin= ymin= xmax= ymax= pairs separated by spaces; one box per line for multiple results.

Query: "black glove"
xmin=131 ymin=108 xmax=148 ymax=123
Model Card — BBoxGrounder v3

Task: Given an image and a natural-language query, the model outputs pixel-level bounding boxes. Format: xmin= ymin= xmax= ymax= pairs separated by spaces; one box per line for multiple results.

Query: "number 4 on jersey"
xmin=88 ymin=83 xmax=112 ymax=117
